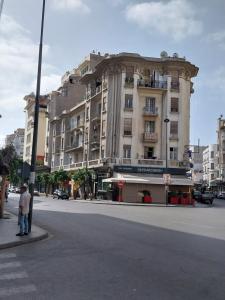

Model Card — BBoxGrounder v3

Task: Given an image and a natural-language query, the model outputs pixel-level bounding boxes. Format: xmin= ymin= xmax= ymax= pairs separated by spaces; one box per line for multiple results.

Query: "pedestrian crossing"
xmin=0 ymin=252 xmax=37 ymax=298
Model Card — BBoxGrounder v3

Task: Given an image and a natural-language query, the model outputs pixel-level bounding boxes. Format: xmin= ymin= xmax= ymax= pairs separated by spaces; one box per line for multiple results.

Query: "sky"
xmin=0 ymin=0 xmax=224 ymax=147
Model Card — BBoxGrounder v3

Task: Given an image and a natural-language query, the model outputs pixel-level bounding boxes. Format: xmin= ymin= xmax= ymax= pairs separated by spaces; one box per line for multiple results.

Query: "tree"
xmin=72 ymin=168 xmax=93 ymax=199
xmin=8 ymin=158 xmax=23 ymax=186
xmin=0 ymin=145 xmax=17 ymax=218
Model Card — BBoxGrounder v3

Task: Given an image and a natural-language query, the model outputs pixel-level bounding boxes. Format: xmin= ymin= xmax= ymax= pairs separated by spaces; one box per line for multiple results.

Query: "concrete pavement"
xmin=0 ymin=211 xmax=48 ymax=250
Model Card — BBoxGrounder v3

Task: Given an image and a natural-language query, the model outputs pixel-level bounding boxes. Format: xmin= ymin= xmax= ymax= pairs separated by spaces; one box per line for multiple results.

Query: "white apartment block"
xmin=23 ymin=93 xmax=48 ymax=165
xmin=5 ymin=128 xmax=25 ymax=158
xmin=47 ymin=52 xmax=198 ymax=203
xmin=203 ymin=144 xmax=218 ymax=187
xmin=189 ymin=145 xmax=207 ymax=185
xmin=216 ymin=117 xmax=225 ymax=187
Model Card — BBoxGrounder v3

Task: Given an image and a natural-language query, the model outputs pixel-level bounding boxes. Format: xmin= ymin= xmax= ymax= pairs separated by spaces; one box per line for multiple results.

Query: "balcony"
xmin=143 ymin=132 xmax=158 ymax=143
xmin=91 ymin=114 xmax=101 ymax=122
xmin=138 ymin=159 xmax=164 ymax=166
xmin=65 ymin=142 xmax=83 ymax=152
xmin=143 ymin=107 xmax=158 ymax=117
xmin=137 ymin=79 xmax=167 ymax=89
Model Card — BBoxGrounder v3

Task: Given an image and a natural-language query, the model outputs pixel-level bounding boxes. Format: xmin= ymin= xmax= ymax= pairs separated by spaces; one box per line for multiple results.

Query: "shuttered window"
xmin=171 ymin=98 xmax=179 ymax=112
xmin=170 ymin=121 xmax=178 ymax=135
xmin=124 ymin=118 xmax=132 ymax=135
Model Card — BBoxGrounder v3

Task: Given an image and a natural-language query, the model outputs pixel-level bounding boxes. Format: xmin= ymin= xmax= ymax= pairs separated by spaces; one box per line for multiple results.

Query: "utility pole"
xmin=28 ymin=0 xmax=46 ymax=232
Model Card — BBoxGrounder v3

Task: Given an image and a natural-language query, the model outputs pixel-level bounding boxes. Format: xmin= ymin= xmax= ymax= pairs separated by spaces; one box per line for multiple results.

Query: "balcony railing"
xmin=169 ymin=134 xmax=179 ymax=140
xmin=138 ymin=159 xmax=164 ymax=166
xmin=143 ymin=132 xmax=158 ymax=143
xmin=138 ymin=79 xmax=167 ymax=89
xmin=143 ymin=107 xmax=158 ymax=116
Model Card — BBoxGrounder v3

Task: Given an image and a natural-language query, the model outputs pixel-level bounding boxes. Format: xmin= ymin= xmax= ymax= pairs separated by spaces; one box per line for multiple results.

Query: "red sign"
xmin=117 ymin=180 xmax=125 ymax=188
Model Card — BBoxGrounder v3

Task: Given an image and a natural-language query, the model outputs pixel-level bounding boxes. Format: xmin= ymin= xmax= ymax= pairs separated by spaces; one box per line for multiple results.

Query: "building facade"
xmin=5 ymin=128 xmax=25 ymax=158
xmin=203 ymin=144 xmax=218 ymax=188
xmin=23 ymin=93 xmax=48 ymax=165
xmin=46 ymin=52 xmax=198 ymax=203
xmin=189 ymin=145 xmax=207 ymax=186
xmin=216 ymin=116 xmax=225 ymax=190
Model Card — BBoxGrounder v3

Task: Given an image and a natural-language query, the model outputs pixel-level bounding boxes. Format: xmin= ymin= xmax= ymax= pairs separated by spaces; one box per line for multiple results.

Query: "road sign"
xmin=117 ymin=180 xmax=125 ymax=188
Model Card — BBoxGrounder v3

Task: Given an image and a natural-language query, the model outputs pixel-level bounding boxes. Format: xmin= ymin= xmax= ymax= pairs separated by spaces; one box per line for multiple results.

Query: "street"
xmin=1 ymin=194 xmax=225 ymax=299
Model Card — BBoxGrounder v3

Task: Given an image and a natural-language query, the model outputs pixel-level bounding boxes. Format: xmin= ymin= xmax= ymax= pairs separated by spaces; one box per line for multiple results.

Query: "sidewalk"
xmin=0 ymin=212 xmax=48 ymax=250
xmin=71 ymin=199 xmax=195 ymax=207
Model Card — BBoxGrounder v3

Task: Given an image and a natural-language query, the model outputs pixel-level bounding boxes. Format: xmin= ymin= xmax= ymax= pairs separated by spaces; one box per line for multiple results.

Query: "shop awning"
xmin=102 ymin=173 xmax=193 ymax=186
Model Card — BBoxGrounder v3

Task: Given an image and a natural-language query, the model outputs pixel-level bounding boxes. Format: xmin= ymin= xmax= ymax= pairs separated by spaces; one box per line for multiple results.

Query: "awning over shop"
xmin=102 ymin=173 xmax=193 ymax=186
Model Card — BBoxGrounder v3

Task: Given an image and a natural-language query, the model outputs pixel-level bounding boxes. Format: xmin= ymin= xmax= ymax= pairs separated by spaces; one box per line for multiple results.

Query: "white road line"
xmin=0 ymin=253 xmax=16 ymax=259
xmin=0 ymin=285 xmax=37 ymax=297
xmin=0 ymin=262 xmax=21 ymax=270
xmin=0 ymin=271 xmax=28 ymax=280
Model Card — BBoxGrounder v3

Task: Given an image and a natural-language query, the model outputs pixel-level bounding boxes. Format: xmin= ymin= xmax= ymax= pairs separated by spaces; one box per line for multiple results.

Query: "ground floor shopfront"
xmin=102 ymin=166 xmax=193 ymax=204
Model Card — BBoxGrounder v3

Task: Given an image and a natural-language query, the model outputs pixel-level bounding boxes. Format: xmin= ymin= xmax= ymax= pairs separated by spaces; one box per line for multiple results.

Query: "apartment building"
xmin=189 ymin=145 xmax=207 ymax=185
xmin=5 ymin=128 xmax=25 ymax=158
xmin=23 ymin=93 xmax=48 ymax=165
xmin=47 ymin=51 xmax=198 ymax=203
xmin=216 ymin=116 xmax=225 ymax=190
xmin=203 ymin=144 xmax=218 ymax=188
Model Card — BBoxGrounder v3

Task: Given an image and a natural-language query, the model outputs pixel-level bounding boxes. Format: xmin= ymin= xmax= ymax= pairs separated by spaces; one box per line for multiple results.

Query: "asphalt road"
xmin=1 ymin=194 xmax=225 ymax=300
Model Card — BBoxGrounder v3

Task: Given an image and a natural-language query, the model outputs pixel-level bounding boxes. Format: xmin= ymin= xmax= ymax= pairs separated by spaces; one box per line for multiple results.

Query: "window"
xmin=97 ymin=103 xmax=101 ymax=116
xmin=123 ymin=145 xmax=131 ymax=158
xmin=211 ymin=173 xmax=215 ymax=180
xmin=45 ymin=153 xmax=48 ymax=162
xmin=86 ymin=107 xmax=89 ymax=120
xmin=145 ymin=121 xmax=155 ymax=133
xmin=61 ymin=120 xmax=65 ymax=133
xmin=171 ymin=98 xmax=179 ymax=112
xmin=102 ymin=120 xmax=106 ymax=136
xmin=70 ymin=157 xmax=73 ymax=164
xmin=125 ymin=94 xmax=133 ymax=109
xmin=51 ymin=161 xmax=54 ymax=168
xmin=145 ymin=97 xmax=155 ymax=112
xmin=101 ymin=146 xmax=105 ymax=158
xmin=170 ymin=147 xmax=178 ymax=160
xmin=124 ymin=118 xmax=132 ymax=135
xmin=144 ymin=147 xmax=154 ymax=159
xmin=61 ymin=138 xmax=64 ymax=150
xmin=103 ymin=97 xmax=107 ymax=111
xmin=53 ymin=125 xmax=56 ymax=136
xmin=170 ymin=121 xmax=178 ymax=135
xmin=211 ymin=163 xmax=214 ymax=170
xmin=60 ymin=159 xmax=63 ymax=166
xmin=26 ymin=133 xmax=31 ymax=144
xmin=210 ymin=151 xmax=214 ymax=158
xmin=61 ymin=87 xmax=68 ymax=97
xmin=77 ymin=115 xmax=80 ymax=127
xmin=52 ymin=140 xmax=55 ymax=153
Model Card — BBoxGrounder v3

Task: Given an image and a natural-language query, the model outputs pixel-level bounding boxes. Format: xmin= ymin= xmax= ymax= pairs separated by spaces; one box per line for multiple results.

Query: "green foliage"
xmin=0 ymin=145 xmax=17 ymax=176
xmin=8 ymin=157 xmax=23 ymax=186
xmin=72 ymin=168 xmax=92 ymax=186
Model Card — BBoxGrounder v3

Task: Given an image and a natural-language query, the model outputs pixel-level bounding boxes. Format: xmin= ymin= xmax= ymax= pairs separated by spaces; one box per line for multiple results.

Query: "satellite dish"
xmin=160 ymin=51 xmax=168 ymax=58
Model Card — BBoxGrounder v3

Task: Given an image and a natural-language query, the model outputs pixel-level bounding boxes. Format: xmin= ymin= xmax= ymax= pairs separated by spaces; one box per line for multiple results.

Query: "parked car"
xmin=217 ymin=192 xmax=225 ymax=199
xmin=53 ymin=189 xmax=69 ymax=200
xmin=15 ymin=187 xmax=20 ymax=193
xmin=201 ymin=191 xmax=214 ymax=204
xmin=192 ymin=190 xmax=202 ymax=201
xmin=33 ymin=190 xmax=40 ymax=196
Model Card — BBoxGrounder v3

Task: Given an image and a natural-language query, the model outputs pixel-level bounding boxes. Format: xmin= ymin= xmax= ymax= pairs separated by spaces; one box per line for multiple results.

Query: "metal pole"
xmin=28 ymin=0 xmax=46 ymax=232
xmin=0 ymin=0 xmax=4 ymax=23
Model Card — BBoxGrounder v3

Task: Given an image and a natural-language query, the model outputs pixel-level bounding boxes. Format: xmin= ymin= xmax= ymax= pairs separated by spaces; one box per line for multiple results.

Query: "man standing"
xmin=16 ymin=185 xmax=31 ymax=237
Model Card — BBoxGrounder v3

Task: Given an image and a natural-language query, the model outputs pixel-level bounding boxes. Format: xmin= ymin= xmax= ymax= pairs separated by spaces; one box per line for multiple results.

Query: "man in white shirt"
xmin=16 ymin=185 xmax=31 ymax=237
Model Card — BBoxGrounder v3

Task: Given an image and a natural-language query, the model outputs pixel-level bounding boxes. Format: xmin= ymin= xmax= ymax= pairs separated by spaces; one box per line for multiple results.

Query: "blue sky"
xmin=0 ymin=0 xmax=224 ymax=147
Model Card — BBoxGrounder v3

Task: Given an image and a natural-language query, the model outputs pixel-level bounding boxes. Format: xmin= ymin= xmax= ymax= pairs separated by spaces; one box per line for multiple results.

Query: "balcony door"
xmin=145 ymin=121 xmax=155 ymax=133
xmin=145 ymin=97 xmax=155 ymax=112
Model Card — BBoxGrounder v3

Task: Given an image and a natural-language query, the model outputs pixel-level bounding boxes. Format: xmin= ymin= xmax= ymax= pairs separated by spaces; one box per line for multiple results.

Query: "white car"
xmin=217 ymin=192 xmax=225 ymax=199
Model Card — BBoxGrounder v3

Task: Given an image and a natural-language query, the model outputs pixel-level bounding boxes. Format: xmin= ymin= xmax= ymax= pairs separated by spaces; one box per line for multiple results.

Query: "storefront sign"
xmin=114 ymin=165 xmax=187 ymax=176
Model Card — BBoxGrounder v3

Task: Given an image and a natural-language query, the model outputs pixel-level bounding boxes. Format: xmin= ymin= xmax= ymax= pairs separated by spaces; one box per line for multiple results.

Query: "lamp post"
xmin=164 ymin=118 xmax=170 ymax=205
xmin=28 ymin=0 xmax=46 ymax=232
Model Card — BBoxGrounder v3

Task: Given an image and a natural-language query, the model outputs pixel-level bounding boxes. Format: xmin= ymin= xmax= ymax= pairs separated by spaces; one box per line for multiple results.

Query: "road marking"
xmin=0 ymin=262 xmax=21 ymax=270
xmin=0 ymin=271 xmax=28 ymax=280
xmin=0 ymin=285 xmax=37 ymax=297
xmin=172 ymin=221 xmax=214 ymax=229
xmin=0 ymin=253 xmax=16 ymax=259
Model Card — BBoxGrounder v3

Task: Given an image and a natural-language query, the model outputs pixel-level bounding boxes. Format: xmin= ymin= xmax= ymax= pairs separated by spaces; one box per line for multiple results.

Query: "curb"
xmin=0 ymin=231 xmax=49 ymax=250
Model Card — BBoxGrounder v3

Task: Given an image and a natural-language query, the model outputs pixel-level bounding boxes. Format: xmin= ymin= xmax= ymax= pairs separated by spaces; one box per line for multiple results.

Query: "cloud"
xmin=0 ymin=14 xmax=61 ymax=143
xmin=125 ymin=0 xmax=203 ymax=41
xmin=50 ymin=0 xmax=90 ymax=14
xmin=207 ymin=30 xmax=225 ymax=50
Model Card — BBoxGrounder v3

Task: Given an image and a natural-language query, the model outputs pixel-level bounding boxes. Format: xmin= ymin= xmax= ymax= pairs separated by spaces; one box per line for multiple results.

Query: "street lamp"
xmin=28 ymin=0 xmax=46 ymax=232
xmin=164 ymin=117 xmax=170 ymax=205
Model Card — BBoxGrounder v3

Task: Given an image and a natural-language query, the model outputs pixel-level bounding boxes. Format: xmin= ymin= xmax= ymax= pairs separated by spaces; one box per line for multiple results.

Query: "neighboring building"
xmin=5 ymin=128 xmax=25 ymax=158
xmin=216 ymin=116 xmax=225 ymax=190
xmin=189 ymin=145 xmax=207 ymax=185
xmin=23 ymin=93 xmax=48 ymax=165
xmin=47 ymin=51 xmax=198 ymax=203
xmin=203 ymin=144 xmax=218 ymax=188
